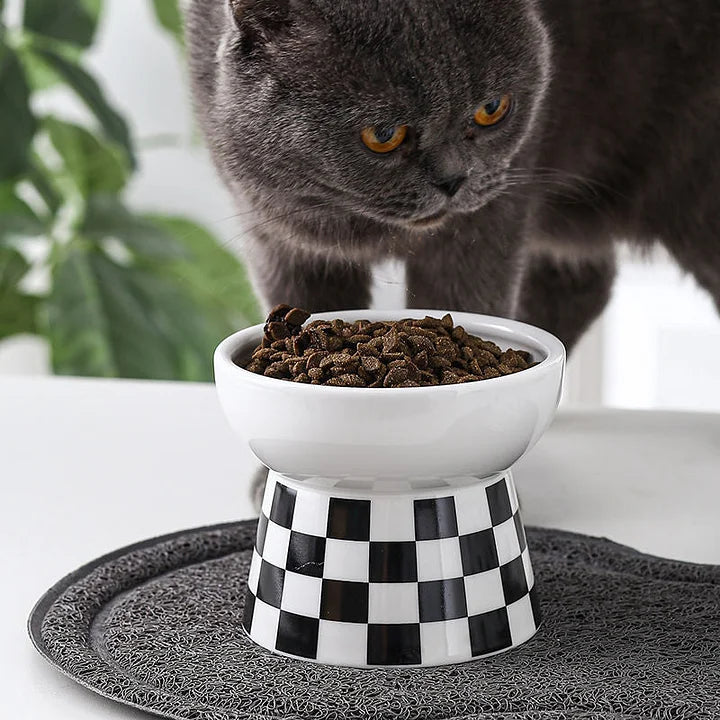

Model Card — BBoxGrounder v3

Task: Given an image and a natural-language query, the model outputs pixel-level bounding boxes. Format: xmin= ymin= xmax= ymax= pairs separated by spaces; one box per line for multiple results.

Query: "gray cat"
xmin=186 ymin=0 xmax=720 ymax=351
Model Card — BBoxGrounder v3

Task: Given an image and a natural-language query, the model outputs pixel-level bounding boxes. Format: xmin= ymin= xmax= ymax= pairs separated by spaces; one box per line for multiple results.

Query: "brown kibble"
xmin=308 ymin=367 xmax=324 ymax=381
xmin=383 ymin=329 xmax=401 ymax=353
xmin=267 ymin=322 xmax=291 ymax=341
xmin=441 ymin=370 xmax=461 ymax=385
xmin=356 ymin=342 xmax=378 ymax=357
xmin=435 ymin=337 xmax=458 ymax=360
xmin=326 ymin=374 xmax=366 ymax=387
xmin=348 ymin=334 xmax=372 ymax=345
xmin=384 ymin=367 xmax=410 ymax=387
xmin=267 ymin=304 xmax=293 ymax=320
xmin=451 ymin=326 xmax=468 ymax=343
xmin=285 ymin=307 xmax=311 ymax=326
xmin=305 ymin=351 xmax=328 ymax=369
xmin=430 ymin=355 xmax=452 ymax=370
xmin=243 ymin=307 xmax=533 ymax=387
xmin=479 ymin=340 xmax=503 ymax=357
xmin=361 ymin=355 xmax=382 ymax=373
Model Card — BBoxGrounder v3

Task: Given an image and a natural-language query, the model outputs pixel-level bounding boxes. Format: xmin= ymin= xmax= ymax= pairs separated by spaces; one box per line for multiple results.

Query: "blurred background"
xmin=2 ymin=0 xmax=719 ymax=411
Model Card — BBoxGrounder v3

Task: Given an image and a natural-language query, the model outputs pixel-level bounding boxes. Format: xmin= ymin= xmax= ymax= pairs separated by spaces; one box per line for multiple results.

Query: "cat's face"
xmin=215 ymin=0 xmax=551 ymax=233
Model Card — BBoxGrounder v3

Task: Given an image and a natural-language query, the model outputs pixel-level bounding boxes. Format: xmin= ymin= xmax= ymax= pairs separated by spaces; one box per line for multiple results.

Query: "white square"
xmin=368 ymin=583 xmax=419 ymax=624
xmin=324 ymin=539 xmax=369 ymax=582
xmin=317 ymin=621 xmax=368 ymax=666
xmin=260 ymin=473 xmax=277 ymax=518
xmin=464 ymin=568 xmax=505 ymax=616
xmin=370 ymin=496 xmax=415 ymax=541
xmin=261 ymin=521 xmax=291 ymax=569
xmin=455 ymin=483 xmax=493 ymax=535
xmin=420 ymin=619 xmax=472 ymax=665
xmin=291 ymin=490 xmax=329 ymax=537
xmin=507 ymin=594 xmax=536 ymax=646
xmin=506 ymin=476 xmax=520 ymax=513
xmin=247 ymin=549 xmax=262 ymax=594
xmin=416 ymin=537 xmax=464 ymax=582
xmin=493 ymin=517 xmax=521 ymax=566
xmin=280 ymin=572 xmax=322 ymax=617
xmin=521 ymin=547 xmax=534 ymax=589
xmin=249 ymin=597 xmax=280 ymax=649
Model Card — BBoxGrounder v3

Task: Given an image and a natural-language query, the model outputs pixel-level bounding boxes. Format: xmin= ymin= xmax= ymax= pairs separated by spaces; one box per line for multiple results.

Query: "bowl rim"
xmin=214 ymin=309 xmax=566 ymax=396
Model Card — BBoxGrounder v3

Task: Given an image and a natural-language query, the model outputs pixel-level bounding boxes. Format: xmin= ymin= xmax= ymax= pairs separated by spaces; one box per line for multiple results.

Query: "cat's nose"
xmin=432 ymin=174 xmax=467 ymax=197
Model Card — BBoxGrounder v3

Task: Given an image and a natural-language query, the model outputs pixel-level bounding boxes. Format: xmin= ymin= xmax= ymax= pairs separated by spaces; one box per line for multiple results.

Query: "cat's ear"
xmin=228 ymin=0 xmax=293 ymax=56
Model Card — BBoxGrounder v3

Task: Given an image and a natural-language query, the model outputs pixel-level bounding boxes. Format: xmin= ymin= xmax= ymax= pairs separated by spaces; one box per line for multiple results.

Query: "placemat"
xmin=29 ymin=520 xmax=720 ymax=719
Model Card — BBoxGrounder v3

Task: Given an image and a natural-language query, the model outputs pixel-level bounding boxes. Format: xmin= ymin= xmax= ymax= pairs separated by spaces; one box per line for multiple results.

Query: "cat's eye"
xmin=474 ymin=95 xmax=512 ymax=127
xmin=361 ymin=125 xmax=408 ymax=153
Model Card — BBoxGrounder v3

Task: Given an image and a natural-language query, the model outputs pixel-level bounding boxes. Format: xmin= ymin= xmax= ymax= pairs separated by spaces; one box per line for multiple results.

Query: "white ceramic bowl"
xmin=214 ymin=310 xmax=565 ymax=482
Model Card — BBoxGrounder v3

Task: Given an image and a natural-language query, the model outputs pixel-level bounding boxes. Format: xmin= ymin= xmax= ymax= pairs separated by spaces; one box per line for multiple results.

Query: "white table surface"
xmin=2 ymin=375 xmax=719 ymax=718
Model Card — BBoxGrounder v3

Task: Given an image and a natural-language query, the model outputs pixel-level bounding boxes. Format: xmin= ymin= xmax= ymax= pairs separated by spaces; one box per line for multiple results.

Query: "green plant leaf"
xmin=17 ymin=39 xmax=83 ymax=91
xmin=45 ymin=117 xmax=129 ymax=196
xmin=0 ymin=182 xmax=46 ymax=239
xmin=0 ymin=245 xmax=38 ymax=340
xmin=150 ymin=0 xmax=185 ymax=47
xmin=27 ymin=156 xmax=62 ymax=214
xmin=0 ymin=41 xmax=37 ymax=181
xmin=83 ymin=195 xmax=188 ymax=260
xmin=145 ymin=215 xmax=263 ymax=327
xmin=30 ymin=44 xmax=135 ymax=166
xmin=23 ymin=0 xmax=102 ymax=48
xmin=48 ymin=240 xmax=225 ymax=380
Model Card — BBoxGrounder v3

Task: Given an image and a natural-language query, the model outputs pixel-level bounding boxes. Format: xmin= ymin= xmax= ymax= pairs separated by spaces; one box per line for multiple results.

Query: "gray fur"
xmin=186 ymin=0 xmax=720 ymax=350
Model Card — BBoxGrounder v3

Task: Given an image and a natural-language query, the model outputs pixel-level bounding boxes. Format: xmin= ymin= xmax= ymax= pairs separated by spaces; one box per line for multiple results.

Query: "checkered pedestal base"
xmin=242 ymin=471 xmax=540 ymax=668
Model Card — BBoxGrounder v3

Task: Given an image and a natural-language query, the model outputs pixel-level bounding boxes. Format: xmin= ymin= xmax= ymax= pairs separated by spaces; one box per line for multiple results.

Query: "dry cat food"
xmin=242 ymin=305 xmax=535 ymax=388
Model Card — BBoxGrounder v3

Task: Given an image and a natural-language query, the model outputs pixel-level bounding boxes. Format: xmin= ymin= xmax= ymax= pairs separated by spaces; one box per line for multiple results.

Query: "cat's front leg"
xmin=405 ymin=201 xmax=526 ymax=316
xmin=514 ymin=249 xmax=616 ymax=352
xmin=246 ymin=233 xmax=372 ymax=313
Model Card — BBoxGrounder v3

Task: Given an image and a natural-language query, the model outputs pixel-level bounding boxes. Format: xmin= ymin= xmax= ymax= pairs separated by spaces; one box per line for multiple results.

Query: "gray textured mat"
xmin=29 ymin=520 xmax=720 ymax=720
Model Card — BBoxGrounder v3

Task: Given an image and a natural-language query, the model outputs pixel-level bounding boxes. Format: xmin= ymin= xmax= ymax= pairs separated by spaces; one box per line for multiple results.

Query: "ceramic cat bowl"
xmin=214 ymin=310 xmax=565 ymax=667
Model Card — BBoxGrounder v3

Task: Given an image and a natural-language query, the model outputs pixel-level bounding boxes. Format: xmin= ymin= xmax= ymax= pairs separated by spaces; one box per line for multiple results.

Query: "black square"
xmin=369 ymin=542 xmax=418 ymax=583
xmin=486 ymin=477 xmax=513 ymax=526
xmin=368 ymin=624 xmax=422 ymax=665
xmin=419 ymin=578 xmax=467 ymax=622
xmin=320 ymin=579 xmax=369 ymax=623
xmin=269 ymin=483 xmax=296 ymax=529
xmin=255 ymin=513 xmax=269 ymax=555
xmin=529 ymin=585 xmax=542 ymax=627
xmin=276 ymin=611 xmax=319 ymax=659
xmin=513 ymin=511 xmax=527 ymax=553
xmin=242 ymin=586 xmax=255 ymax=632
xmin=500 ymin=555 xmax=529 ymax=605
xmin=327 ymin=498 xmax=371 ymax=541
xmin=286 ymin=531 xmax=326 ymax=577
xmin=414 ymin=497 xmax=458 ymax=540
xmin=256 ymin=560 xmax=285 ymax=608
xmin=469 ymin=607 xmax=512 ymax=656
xmin=459 ymin=529 xmax=499 ymax=575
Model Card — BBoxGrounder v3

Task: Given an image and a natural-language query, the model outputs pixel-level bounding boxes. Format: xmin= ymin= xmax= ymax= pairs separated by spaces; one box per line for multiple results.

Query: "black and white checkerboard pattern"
xmin=242 ymin=473 xmax=540 ymax=666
